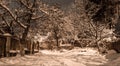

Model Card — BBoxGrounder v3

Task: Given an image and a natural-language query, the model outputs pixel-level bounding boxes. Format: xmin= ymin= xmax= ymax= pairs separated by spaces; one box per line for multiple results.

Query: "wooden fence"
xmin=0 ymin=33 xmax=39 ymax=58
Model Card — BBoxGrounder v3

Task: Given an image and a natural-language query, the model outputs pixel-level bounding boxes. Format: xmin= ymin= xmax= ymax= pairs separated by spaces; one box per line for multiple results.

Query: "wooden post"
xmin=6 ymin=37 xmax=11 ymax=57
xmin=37 ymin=41 xmax=39 ymax=51
xmin=20 ymin=39 xmax=25 ymax=56
xmin=32 ymin=42 xmax=34 ymax=54
xmin=20 ymin=44 xmax=25 ymax=56
xmin=0 ymin=36 xmax=5 ymax=58
xmin=3 ymin=33 xmax=11 ymax=57
xmin=30 ymin=40 xmax=33 ymax=54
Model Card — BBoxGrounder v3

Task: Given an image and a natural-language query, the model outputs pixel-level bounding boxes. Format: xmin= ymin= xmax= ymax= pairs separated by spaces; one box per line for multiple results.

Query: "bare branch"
xmin=0 ymin=28 xmax=5 ymax=34
xmin=2 ymin=16 xmax=10 ymax=27
xmin=0 ymin=3 xmax=27 ymax=29
xmin=31 ymin=15 xmax=43 ymax=20
xmin=19 ymin=0 xmax=31 ymax=9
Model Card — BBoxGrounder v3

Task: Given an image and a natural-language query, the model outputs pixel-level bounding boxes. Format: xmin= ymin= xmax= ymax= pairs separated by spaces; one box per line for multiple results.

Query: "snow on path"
xmin=100 ymin=53 xmax=120 ymax=66
xmin=0 ymin=48 xmax=109 ymax=66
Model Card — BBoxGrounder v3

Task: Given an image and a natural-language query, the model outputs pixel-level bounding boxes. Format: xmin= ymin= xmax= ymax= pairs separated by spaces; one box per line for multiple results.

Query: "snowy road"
xmin=0 ymin=48 xmax=119 ymax=66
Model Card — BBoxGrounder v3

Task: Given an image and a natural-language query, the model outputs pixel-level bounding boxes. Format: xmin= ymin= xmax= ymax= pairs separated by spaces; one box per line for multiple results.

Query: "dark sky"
xmin=41 ymin=0 xmax=74 ymax=10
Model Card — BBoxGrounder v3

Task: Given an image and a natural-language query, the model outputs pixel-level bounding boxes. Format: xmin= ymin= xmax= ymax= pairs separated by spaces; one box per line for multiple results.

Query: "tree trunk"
xmin=54 ymin=29 xmax=59 ymax=48
xmin=22 ymin=25 xmax=30 ymax=40
xmin=21 ymin=15 xmax=31 ymax=55
xmin=95 ymin=22 xmax=100 ymax=52
xmin=56 ymin=37 xmax=59 ymax=48
xmin=22 ymin=12 xmax=32 ymax=40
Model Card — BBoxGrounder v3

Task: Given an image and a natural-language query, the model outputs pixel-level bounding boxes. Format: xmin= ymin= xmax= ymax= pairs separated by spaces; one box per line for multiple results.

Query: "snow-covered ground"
xmin=0 ymin=48 xmax=120 ymax=66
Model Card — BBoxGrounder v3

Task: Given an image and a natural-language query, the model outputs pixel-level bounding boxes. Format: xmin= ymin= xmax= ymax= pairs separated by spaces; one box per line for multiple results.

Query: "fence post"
xmin=20 ymin=39 xmax=25 ymax=56
xmin=32 ymin=41 xmax=34 ymax=54
xmin=3 ymin=33 xmax=11 ymax=57
xmin=37 ymin=41 xmax=39 ymax=51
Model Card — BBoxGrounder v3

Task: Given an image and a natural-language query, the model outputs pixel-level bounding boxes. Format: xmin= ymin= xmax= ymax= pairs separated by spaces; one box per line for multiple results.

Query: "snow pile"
xmin=64 ymin=48 xmax=99 ymax=56
xmin=102 ymin=52 xmax=120 ymax=66
xmin=107 ymin=50 xmax=117 ymax=55
xmin=40 ymin=48 xmax=99 ymax=56
xmin=39 ymin=50 xmax=64 ymax=55
xmin=108 ymin=56 xmax=120 ymax=66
